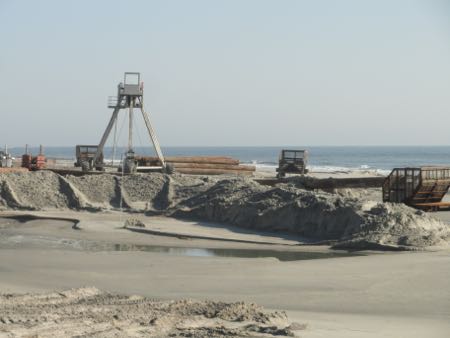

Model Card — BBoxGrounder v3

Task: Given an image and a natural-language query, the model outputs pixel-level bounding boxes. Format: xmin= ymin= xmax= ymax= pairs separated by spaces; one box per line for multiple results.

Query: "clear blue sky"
xmin=1 ymin=0 xmax=449 ymax=147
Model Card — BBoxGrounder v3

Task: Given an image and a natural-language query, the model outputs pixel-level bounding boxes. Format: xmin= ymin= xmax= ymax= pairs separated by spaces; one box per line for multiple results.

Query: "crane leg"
xmin=138 ymin=97 xmax=166 ymax=168
xmin=128 ymin=98 xmax=134 ymax=152
xmin=93 ymin=105 xmax=121 ymax=170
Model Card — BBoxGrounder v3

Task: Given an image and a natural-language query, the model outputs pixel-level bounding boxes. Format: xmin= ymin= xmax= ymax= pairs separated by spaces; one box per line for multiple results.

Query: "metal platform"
xmin=412 ymin=202 xmax=450 ymax=211
xmin=382 ymin=167 xmax=450 ymax=209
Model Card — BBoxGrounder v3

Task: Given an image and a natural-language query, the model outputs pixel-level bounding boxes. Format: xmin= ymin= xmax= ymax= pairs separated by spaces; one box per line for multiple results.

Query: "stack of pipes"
xmin=135 ymin=156 xmax=255 ymax=176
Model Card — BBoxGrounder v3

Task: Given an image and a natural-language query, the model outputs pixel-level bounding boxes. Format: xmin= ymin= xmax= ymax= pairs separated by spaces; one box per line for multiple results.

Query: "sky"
xmin=1 ymin=0 xmax=450 ymax=147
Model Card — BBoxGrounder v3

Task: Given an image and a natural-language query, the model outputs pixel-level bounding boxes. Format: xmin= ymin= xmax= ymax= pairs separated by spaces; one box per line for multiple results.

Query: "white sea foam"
xmin=246 ymin=160 xmax=390 ymax=175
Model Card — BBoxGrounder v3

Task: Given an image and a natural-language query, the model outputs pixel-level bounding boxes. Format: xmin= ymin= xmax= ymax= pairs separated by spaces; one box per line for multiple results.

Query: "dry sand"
xmin=0 ymin=171 xmax=449 ymax=337
xmin=1 ymin=171 xmax=449 ymax=250
xmin=0 ymin=287 xmax=296 ymax=337
xmin=0 ymin=212 xmax=449 ymax=337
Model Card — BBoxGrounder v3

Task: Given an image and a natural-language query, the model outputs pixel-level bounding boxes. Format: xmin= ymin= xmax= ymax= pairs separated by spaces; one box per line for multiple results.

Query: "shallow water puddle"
xmin=1 ymin=234 xmax=362 ymax=261
xmin=0 ymin=216 xmax=363 ymax=261
xmin=108 ymin=243 xmax=362 ymax=261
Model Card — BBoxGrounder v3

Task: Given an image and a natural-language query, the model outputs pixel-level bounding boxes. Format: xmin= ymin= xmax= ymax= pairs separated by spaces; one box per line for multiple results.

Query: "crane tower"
xmin=93 ymin=72 xmax=166 ymax=173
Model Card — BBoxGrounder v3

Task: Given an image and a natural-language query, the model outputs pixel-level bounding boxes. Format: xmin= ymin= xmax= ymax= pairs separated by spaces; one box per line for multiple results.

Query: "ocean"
xmin=7 ymin=146 xmax=450 ymax=174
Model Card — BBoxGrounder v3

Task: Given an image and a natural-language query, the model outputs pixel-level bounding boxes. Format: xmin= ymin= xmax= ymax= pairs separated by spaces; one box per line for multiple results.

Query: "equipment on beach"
xmin=276 ymin=149 xmax=308 ymax=178
xmin=74 ymin=145 xmax=104 ymax=171
xmin=91 ymin=72 xmax=166 ymax=174
xmin=21 ymin=144 xmax=46 ymax=171
xmin=382 ymin=167 xmax=450 ymax=211
xmin=133 ymin=156 xmax=254 ymax=175
xmin=0 ymin=145 xmax=13 ymax=168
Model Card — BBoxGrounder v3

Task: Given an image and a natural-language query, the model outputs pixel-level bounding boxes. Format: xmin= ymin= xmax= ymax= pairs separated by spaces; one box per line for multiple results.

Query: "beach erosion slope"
xmin=0 ymin=171 xmax=449 ymax=251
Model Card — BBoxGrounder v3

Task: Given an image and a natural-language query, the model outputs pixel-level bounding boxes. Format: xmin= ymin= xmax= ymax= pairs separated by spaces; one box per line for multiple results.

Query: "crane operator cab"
xmin=120 ymin=72 xmax=143 ymax=97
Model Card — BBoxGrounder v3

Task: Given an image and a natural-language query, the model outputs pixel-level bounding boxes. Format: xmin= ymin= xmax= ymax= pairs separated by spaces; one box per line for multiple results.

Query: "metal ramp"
xmin=382 ymin=167 xmax=450 ymax=210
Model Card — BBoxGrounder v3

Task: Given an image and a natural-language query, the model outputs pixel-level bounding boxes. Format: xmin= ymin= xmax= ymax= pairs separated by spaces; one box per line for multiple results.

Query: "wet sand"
xmin=0 ymin=211 xmax=449 ymax=337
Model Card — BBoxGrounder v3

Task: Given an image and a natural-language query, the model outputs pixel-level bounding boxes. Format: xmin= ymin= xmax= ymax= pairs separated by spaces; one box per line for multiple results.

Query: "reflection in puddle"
xmin=0 ymin=216 xmax=363 ymax=261
xmin=0 ymin=234 xmax=362 ymax=261
xmin=109 ymin=243 xmax=360 ymax=261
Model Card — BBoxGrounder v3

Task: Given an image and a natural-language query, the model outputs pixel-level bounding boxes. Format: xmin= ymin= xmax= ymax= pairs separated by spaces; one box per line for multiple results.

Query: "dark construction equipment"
xmin=276 ymin=149 xmax=308 ymax=178
xmin=21 ymin=145 xmax=46 ymax=171
xmin=74 ymin=145 xmax=104 ymax=171
xmin=382 ymin=167 xmax=450 ymax=210
xmin=91 ymin=72 xmax=166 ymax=173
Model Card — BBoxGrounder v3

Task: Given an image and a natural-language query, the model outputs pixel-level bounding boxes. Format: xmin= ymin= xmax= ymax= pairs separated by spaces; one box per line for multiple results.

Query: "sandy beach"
xmin=0 ymin=206 xmax=449 ymax=337
xmin=3 ymin=0 xmax=450 ymax=335
xmin=0 ymin=170 xmax=449 ymax=337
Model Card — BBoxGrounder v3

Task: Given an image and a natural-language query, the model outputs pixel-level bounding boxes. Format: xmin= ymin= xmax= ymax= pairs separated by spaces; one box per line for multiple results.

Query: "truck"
xmin=276 ymin=149 xmax=308 ymax=178
xmin=74 ymin=145 xmax=104 ymax=171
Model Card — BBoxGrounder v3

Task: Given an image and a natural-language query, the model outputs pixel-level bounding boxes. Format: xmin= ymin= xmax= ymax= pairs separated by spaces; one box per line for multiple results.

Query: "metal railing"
xmin=107 ymin=96 xmax=118 ymax=108
xmin=383 ymin=167 xmax=450 ymax=205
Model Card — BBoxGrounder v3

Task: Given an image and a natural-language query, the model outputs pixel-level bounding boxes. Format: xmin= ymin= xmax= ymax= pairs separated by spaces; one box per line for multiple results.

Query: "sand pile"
xmin=172 ymin=178 xmax=450 ymax=250
xmin=0 ymin=171 xmax=449 ymax=250
xmin=65 ymin=174 xmax=121 ymax=209
xmin=0 ymin=287 xmax=298 ymax=337
xmin=0 ymin=171 xmax=81 ymax=210
xmin=333 ymin=202 xmax=450 ymax=250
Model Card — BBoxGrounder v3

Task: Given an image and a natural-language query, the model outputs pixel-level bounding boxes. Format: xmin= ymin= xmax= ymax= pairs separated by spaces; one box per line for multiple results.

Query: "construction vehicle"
xmin=0 ymin=145 xmax=13 ymax=168
xmin=276 ymin=149 xmax=308 ymax=178
xmin=382 ymin=166 xmax=450 ymax=211
xmin=74 ymin=145 xmax=104 ymax=171
xmin=21 ymin=145 xmax=46 ymax=170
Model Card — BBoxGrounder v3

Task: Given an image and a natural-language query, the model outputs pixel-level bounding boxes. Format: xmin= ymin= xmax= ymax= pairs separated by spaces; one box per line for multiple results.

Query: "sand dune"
xmin=0 ymin=171 xmax=449 ymax=250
